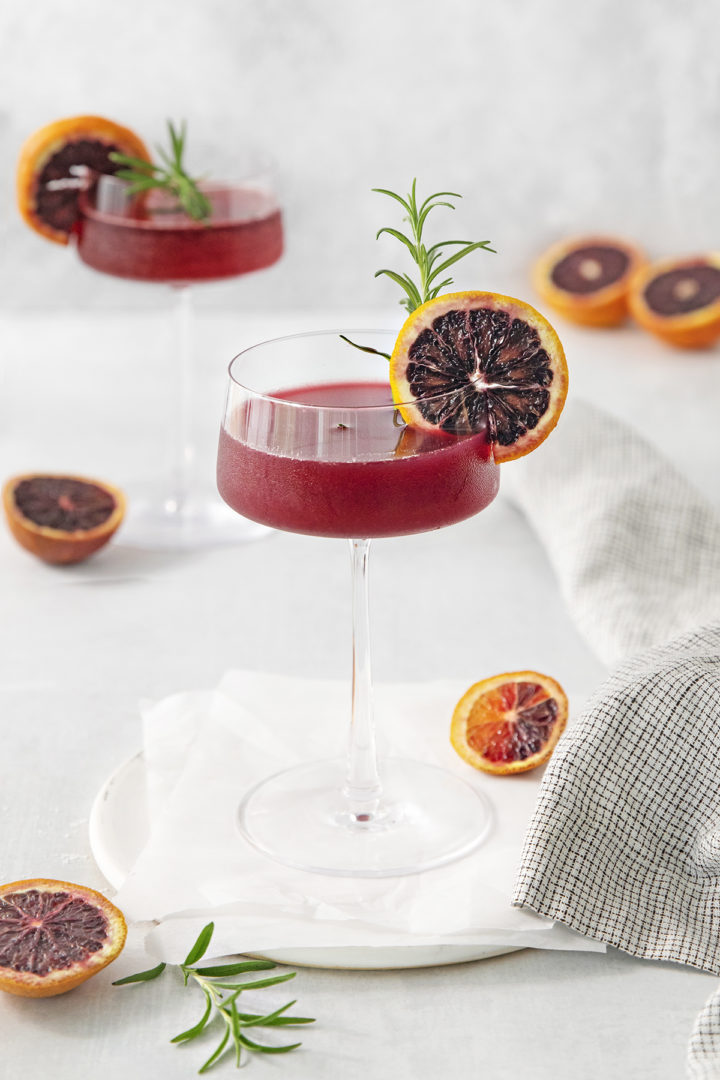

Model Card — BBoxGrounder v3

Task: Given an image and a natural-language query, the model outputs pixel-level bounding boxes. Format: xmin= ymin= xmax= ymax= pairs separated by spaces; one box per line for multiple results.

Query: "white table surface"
xmin=1 ymin=299 xmax=719 ymax=1079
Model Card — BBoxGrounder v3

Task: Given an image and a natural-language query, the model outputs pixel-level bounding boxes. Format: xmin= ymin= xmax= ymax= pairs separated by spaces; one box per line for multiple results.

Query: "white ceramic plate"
xmin=89 ymin=753 xmax=521 ymax=970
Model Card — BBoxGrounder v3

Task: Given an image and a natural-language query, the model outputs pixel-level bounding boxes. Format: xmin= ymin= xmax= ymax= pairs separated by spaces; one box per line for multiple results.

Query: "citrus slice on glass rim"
xmin=16 ymin=115 xmax=151 ymax=244
xmin=0 ymin=878 xmax=127 ymax=997
xmin=450 ymin=671 xmax=568 ymax=775
xmin=389 ymin=292 xmax=568 ymax=462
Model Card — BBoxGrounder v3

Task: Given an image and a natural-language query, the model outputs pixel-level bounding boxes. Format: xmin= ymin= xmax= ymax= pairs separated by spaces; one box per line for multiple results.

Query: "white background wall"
xmin=2 ymin=0 xmax=719 ymax=312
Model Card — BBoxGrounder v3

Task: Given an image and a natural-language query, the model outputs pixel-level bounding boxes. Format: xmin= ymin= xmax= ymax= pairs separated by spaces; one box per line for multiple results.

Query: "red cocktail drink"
xmin=76 ymin=183 xmax=283 ymax=283
xmin=217 ymin=381 xmax=498 ymax=538
xmin=217 ymin=330 xmax=498 ymax=878
xmin=70 ymin=169 xmax=283 ymax=550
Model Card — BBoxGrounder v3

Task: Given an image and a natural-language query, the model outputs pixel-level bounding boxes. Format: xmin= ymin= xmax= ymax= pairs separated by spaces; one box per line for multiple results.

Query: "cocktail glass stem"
xmin=343 ymin=538 xmax=382 ymax=822
xmin=225 ymin=329 xmax=496 ymax=875
xmin=168 ymin=284 xmax=195 ymax=517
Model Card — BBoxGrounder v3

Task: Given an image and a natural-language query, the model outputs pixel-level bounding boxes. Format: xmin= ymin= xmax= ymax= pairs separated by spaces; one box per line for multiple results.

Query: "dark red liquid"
xmin=75 ymin=184 xmax=283 ymax=283
xmin=217 ymin=382 xmax=500 ymax=539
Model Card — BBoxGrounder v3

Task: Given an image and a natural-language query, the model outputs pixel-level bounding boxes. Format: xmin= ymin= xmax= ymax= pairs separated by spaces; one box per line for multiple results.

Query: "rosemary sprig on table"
xmin=373 ymin=179 xmax=495 ymax=314
xmin=109 ymin=119 xmax=212 ymax=222
xmin=113 ymin=922 xmax=314 ymax=1072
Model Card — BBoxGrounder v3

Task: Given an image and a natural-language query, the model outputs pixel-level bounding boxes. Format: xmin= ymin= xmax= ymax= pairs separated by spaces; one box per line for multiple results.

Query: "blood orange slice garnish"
xmin=3 ymin=473 xmax=126 ymax=564
xmin=0 ymin=879 xmax=127 ymax=997
xmin=628 ymin=254 xmax=720 ymax=348
xmin=533 ymin=235 xmax=646 ymax=327
xmin=389 ymin=292 xmax=568 ymax=463
xmin=450 ymin=671 xmax=568 ymax=775
xmin=16 ymin=115 xmax=151 ymax=244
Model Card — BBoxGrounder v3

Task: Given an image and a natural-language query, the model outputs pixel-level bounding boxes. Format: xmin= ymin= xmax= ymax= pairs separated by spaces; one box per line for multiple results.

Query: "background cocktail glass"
xmin=217 ymin=329 xmax=500 ymax=877
xmin=75 ymin=161 xmax=283 ymax=549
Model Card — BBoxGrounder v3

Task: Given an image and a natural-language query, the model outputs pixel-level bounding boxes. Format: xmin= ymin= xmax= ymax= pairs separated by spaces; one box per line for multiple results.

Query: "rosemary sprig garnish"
xmin=373 ymin=179 xmax=495 ymax=313
xmin=109 ymin=120 xmax=212 ymax=222
xmin=340 ymin=180 xmax=495 ymax=365
xmin=113 ymin=922 xmax=314 ymax=1072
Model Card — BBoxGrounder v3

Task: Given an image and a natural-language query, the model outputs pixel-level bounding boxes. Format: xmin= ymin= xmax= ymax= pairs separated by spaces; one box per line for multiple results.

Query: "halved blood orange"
xmin=0 ymin=879 xmax=127 ymax=997
xmin=3 ymin=473 xmax=126 ymax=564
xmin=628 ymin=254 xmax=720 ymax=348
xmin=16 ymin=115 xmax=151 ymax=244
xmin=533 ymin=236 xmax=645 ymax=327
xmin=389 ymin=292 xmax=568 ymax=463
xmin=450 ymin=671 xmax=568 ymax=775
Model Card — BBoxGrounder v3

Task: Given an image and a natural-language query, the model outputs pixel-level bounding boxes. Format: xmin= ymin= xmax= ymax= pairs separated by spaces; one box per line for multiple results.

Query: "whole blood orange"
xmin=389 ymin=292 xmax=568 ymax=463
xmin=3 ymin=474 xmax=125 ymax=564
xmin=0 ymin=879 xmax=127 ymax=997
xmin=533 ymin=236 xmax=645 ymax=327
xmin=628 ymin=254 xmax=720 ymax=348
xmin=16 ymin=115 xmax=151 ymax=244
xmin=450 ymin=671 xmax=568 ymax=775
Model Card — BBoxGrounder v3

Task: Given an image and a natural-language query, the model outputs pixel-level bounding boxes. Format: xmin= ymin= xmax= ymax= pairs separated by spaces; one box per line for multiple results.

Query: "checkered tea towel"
xmin=501 ymin=400 xmax=720 ymax=667
xmin=504 ymin=400 xmax=720 ymax=1077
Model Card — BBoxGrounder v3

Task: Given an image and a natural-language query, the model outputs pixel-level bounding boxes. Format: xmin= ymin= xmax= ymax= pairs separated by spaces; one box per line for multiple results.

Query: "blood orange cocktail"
xmin=71 ymin=170 xmax=283 ymax=550
xmin=217 ymin=330 xmax=498 ymax=878
xmin=217 ymin=380 xmax=498 ymax=538
xmin=75 ymin=182 xmax=283 ymax=283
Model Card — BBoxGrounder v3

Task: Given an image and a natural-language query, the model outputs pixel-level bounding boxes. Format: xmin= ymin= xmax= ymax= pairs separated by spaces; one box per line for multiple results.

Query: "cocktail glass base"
xmin=120 ymin=482 xmax=270 ymax=551
xmin=238 ymin=757 xmax=492 ymax=878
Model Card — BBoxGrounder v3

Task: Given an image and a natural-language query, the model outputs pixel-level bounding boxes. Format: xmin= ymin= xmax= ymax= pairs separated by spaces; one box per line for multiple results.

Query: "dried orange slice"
xmin=628 ymin=254 xmax=720 ymax=348
xmin=3 ymin=474 xmax=126 ymax=564
xmin=533 ymin=235 xmax=645 ymax=327
xmin=16 ymin=115 xmax=151 ymax=244
xmin=0 ymin=879 xmax=127 ymax=997
xmin=450 ymin=671 xmax=568 ymax=775
xmin=389 ymin=292 xmax=568 ymax=463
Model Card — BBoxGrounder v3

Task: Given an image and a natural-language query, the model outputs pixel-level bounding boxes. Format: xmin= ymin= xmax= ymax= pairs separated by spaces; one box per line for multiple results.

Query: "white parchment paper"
xmin=114 ymin=670 xmax=604 ymax=962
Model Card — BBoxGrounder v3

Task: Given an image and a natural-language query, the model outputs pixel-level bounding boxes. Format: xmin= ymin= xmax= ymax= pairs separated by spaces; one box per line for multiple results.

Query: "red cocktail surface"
xmin=75 ymin=184 xmax=283 ymax=283
xmin=217 ymin=382 xmax=499 ymax=539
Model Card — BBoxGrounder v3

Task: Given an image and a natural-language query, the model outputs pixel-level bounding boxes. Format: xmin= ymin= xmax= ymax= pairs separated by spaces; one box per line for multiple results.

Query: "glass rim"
xmin=227 ymin=328 xmax=463 ymax=413
xmin=78 ymin=172 xmax=280 ymax=228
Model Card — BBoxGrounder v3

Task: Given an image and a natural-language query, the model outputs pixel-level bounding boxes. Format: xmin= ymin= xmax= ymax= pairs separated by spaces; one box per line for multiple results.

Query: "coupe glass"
xmin=74 ymin=159 xmax=282 ymax=549
xmin=217 ymin=330 xmax=500 ymax=877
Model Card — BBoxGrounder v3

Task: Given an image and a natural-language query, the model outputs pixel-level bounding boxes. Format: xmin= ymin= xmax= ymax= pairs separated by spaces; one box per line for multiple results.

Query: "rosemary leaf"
xmin=418 ymin=189 xmax=462 ymax=211
xmin=237 ymin=1000 xmax=298 ymax=1028
xmin=114 ymin=155 xmax=159 ymax=173
xmin=235 ymin=1031 xmax=302 ymax=1054
xmin=229 ymin=1000 xmax=243 ymax=1067
xmin=371 ymin=186 xmax=413 ymax=213
xmin=183 ymin=922 xmax=215 ymax=966
xmin=429 ymin=240 xmax=496 ymax=282
xmin=193 ymin=959 xmax=275 ymax=977
xmin=170 ymin=990 xmax=213 ymax=1043
xmin=374 ymin=268 xmax=423 ymax=311
xmin=206 ymin=971 xmax=296 ymax=992
xmin=338 ymin=334 xmax=391 ymax=360
xmin=199 ymin=1028 xmax=231 ymax=1074
xmin=112 ymin=961 xmax=166 ymax=985
xmin=375 ymin=226 xmax=417 ymax=257
xmin=236 ymin=1011 xmax=316 ymax=1027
